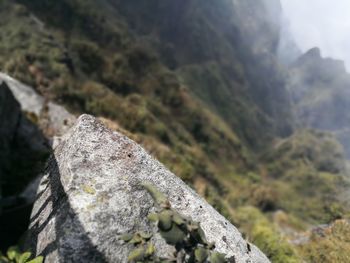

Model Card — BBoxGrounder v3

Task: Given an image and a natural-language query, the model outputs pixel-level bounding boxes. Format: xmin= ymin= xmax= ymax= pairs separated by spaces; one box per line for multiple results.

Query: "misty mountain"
xmin=277 ymin=14 xmax=302 ymax=65
xmin=288 ymin=47 xmax=350 ymax=157
xmin=102 ymin=0 xmax=295 ymax=147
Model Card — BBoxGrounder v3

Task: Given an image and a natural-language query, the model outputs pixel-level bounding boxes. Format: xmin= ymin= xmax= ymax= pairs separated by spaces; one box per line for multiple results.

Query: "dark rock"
xmin=0 ymin=80 xmax=20 ymax=155
xmin=25 ymin=115 xmax=269 ymax=263
xmin=0 ymin=80 xmax=34 ymax=249
xmin=0 ymin=80 xmax=21 ymax=204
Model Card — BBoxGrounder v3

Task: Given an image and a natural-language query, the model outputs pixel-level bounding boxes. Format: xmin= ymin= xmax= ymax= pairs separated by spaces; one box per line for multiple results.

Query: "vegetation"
xmin=0 ymin=247 xmax=43 ymax=263
xmin=299 ymin=219 xmax=350 ymax=262
xmin=288 ymin=47 xmax=350 ymax=158
xmin=232 ymin=206 xmax=299 ymax=263
xmin=121 ymin=184 xmax=228 ymax=263
xmin=263 ymin=130 xmax=349 ymax=223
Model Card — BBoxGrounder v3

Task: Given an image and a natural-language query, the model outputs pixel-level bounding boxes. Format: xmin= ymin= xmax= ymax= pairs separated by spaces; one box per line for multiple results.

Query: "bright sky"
xmin=281 ymin=0 xmax=350 ymax=69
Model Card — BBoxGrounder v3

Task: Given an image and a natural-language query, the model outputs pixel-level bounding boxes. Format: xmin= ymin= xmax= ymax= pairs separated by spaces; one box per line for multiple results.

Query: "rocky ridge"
xmin=25 ymin=114 xmax=269 ymax=263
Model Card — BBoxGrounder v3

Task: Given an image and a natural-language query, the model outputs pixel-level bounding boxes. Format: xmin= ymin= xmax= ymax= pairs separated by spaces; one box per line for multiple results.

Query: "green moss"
xmin=122 ymin=184 xmax=230 ymax=262
xmin=82 ymin=185 xmax=96 ymax=195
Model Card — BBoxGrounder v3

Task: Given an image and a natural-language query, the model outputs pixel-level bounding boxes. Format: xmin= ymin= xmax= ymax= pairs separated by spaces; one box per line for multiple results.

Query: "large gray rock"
xmin=26 ymin=115 xmax=269 ymax=263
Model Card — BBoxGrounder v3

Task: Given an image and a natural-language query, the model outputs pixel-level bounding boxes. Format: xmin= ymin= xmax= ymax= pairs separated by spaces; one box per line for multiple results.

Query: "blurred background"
xmin=0 ymin=0 xmax=350 ymax=262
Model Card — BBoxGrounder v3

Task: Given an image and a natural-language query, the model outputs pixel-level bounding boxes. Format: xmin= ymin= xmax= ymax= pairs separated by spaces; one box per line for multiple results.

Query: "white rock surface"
xmin=26 ymin=115 xmax=269 ymax=263
xmin=0 ymin=73 xmax=44 ymax=116
xmin=0 ymin=72 xmax=76 ymax=138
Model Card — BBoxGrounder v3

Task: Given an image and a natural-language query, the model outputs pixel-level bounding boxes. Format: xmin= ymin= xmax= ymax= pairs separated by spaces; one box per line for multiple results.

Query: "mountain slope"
xmin=288 ymin=47 xmax=350 ymax=157
xmin=107 ymin=0 xmax=294 ymax=147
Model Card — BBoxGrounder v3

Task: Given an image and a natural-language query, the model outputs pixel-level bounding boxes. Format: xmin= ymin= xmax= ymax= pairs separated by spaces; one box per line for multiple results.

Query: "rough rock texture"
xmin=26 ymin=115 xmax=269 ymax=263
xmin=0 ymin=73 xmax=44 ymax=115
xmin=0 ymin=73 xmax=76 ymax=140
xmin=0 ymin=80 xmax=20 ymax=154
xmin=0 ymin=80 xmax=21 ymax=203
xmin=0 ymin=73 xmax=76 ymax=203
xmin=0 ymin=76 xmax=48 ymax=247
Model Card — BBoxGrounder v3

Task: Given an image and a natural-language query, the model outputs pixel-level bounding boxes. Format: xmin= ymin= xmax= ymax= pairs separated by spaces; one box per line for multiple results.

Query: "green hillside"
xmin=1 ymin=0 xmax=350 ymax=261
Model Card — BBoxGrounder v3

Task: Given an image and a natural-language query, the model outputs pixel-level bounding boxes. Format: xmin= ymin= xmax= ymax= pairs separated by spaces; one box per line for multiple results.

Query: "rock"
xmin=0 ymin=77 xmax=49 ymax=248
xmin=0 ymin=73 xmax=44 ymax=116
xmin=0 ymin=80 xmax=20 ymax=149
xmin=0 ymin=73 xmax=76 ymax=141
xmin=0 ymin=73 xmax=75 ymax=207
xmin=0 ymin=80 xmax=21 ymax=208
xmin=0 ymin=81 xmax=43 ymax=248
xmin=25 ymin=115 xmax=269 ymax=263
xmin=0 ymin=80 xmax=20 ymax=153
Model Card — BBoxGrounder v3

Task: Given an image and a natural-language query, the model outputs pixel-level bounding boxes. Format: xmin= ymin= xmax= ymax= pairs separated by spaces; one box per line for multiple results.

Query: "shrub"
xmin=251 ymin=185 xmax=278 ymax=212
xmin=300 ymin=220 xmax=350 ymax=262
xmin=72 ymin=40 xmax=105 ymax=75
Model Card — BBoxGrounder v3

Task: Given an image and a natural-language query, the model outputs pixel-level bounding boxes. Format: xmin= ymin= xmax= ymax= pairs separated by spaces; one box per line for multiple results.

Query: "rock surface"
xmin=0 ymin=73 xmax=76 ymax=140
xmin=0 ymin=78 xmax=46 ymax=245
xmin=0 ymin=80 xmax=20 ymax=155
xmin=0 ymin=73 xmax=44 ymax=116
xmin=0 ymin=73 xmax=76 ymax=203
xmin=26 ymin=114 xmax=269 ymax=263
xmin=0 ymin=80 xmax=21 ymax=203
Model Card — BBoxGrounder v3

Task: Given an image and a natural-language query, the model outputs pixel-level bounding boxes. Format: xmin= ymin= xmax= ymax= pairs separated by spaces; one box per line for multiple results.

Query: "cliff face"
xmin=288 ymin=47 xmax=350 ymax=157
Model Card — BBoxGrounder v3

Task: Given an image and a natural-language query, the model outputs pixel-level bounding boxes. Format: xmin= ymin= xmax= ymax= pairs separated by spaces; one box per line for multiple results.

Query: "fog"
xmin=281 ymin=0 xmax=350 ymax=70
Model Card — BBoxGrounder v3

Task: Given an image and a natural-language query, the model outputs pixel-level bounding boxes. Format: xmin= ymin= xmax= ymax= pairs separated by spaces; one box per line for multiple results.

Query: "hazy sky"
xmin=281 ymin=0 xmax=350 ymax=69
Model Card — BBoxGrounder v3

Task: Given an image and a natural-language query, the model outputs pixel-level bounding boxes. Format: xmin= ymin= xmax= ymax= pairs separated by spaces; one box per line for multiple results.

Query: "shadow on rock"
xmin=0 ymin=111 xmax=50 ymax=251
xmin=25 ymin=155 xmax=107 ymax=263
